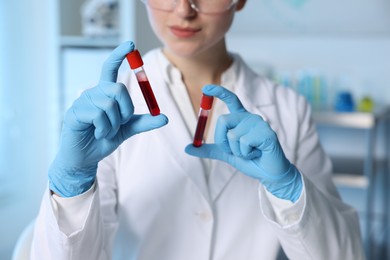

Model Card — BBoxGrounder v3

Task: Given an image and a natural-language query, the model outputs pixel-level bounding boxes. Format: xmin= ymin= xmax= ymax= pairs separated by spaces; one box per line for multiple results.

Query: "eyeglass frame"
xmin=140 ymin=0 xmax=240 ymax=15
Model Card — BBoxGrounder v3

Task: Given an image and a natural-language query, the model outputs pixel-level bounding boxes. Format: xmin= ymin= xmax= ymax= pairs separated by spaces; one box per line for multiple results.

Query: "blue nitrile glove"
xmin=185 ymin=85 xmax=302 ymax=202
xmin=49 ymin=41 xmax=168 ymax=197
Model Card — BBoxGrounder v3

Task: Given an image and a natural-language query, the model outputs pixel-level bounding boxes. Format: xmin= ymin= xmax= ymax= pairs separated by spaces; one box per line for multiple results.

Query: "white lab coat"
xmin=31 ymin=49 xmax=364 ymax=260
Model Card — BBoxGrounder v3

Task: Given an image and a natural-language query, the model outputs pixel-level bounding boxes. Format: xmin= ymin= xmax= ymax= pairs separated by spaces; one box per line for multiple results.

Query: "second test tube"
xmin=126 ymin=50 xmax=160 ymax=116
xmin=193 ymin=94 xmax=214 ymax=147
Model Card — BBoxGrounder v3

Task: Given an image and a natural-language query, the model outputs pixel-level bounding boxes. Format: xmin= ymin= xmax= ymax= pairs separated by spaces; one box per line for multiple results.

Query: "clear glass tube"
xmin=133 ymin=67 xmax=160 ymax=116
xmin=126 ymin=49 xmax=160 ymax=116
xmin=193 ymin=94 xmax=214 ymax=147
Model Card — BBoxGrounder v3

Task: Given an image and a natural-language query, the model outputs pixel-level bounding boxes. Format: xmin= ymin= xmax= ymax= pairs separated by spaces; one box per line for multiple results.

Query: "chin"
xmin=165 ymin=47 xmax=195 ymax=58
xmin=165 ymin=41 xmax=208 ymax=58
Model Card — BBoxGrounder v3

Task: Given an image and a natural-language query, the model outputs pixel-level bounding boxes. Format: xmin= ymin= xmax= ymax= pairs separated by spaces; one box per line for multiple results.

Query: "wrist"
xmin=48 ymin=160 xmax=97 ymax=198
xmin=260 ymin=164 xmax=303 ymax=203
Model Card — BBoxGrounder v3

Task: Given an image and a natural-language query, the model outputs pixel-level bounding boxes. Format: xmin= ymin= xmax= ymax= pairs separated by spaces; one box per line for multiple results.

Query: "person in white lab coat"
xmin=31 ymin=0 xmax=365 ymax=259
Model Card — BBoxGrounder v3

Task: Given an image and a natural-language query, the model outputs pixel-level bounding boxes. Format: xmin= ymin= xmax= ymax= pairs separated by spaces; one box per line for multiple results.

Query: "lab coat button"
xmin=198 ymin=211 xmax=212 ymax=222
xmin=289 ymin=214 xmax=299 ymax=222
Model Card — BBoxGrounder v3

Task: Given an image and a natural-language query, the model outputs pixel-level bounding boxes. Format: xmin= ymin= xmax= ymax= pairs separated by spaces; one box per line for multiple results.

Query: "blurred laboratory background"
xmin=1 ymin=0 xmax=390 ymax=259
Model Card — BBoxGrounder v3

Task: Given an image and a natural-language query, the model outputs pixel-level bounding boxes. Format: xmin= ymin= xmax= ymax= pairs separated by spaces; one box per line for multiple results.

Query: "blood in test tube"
xmin=193 ymin=94 xmax=214 ymax=147
xmin=126 ymin=49 xmax=160 ymax=116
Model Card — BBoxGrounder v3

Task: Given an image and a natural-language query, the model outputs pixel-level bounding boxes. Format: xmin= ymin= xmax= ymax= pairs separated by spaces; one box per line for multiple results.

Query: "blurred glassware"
xmin=81 ymin=0 xmax=119 ymax=38
xmin=357 ymin=96 xmax=375 ymax=113
xmin=335 ymin=91 xmax=355 ymax=112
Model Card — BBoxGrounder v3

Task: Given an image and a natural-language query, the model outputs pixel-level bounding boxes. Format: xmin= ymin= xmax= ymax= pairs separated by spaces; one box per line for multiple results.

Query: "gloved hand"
xmin=49 ymin=41 xmax=168 ymax=197
xmin=185 ymin=85 xmax=302 ymax=202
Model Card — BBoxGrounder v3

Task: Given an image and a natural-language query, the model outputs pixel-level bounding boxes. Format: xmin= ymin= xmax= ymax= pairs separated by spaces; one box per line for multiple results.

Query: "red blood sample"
xmin=193 ymin=113 xmax=208 ymax=147
xmin=193 ymin=94 xmax=214 ymax=147
xmin=137 ymin=79 xmax=160 ymax=116
xmin=126 ymin=49 xmax=160 ymax=116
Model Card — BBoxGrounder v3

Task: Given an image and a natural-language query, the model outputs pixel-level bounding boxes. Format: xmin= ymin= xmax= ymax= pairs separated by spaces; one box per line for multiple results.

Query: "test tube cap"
xmin=200 ymin=94 xmax=214 ymax=110
xmin=126 ymin=49 xmax=144 ymax=69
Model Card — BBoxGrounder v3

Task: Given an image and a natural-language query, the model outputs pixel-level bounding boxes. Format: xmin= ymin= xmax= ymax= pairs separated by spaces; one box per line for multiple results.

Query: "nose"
xmin=174 ymin=0 xmax=197 ymax=18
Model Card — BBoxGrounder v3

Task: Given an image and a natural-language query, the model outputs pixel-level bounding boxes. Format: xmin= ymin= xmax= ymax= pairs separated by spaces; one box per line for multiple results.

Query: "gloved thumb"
xmin=118 ymin=114 xmax=168 ymax=142
xmin=185 ymin=143 xmax=238 ymax=163
xmin=185 ymin=143 xmax=257 ymax=178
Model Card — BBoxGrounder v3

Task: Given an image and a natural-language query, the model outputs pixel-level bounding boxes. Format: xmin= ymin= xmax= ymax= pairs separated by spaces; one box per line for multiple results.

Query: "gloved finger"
xmin=225 ymin=114 xmax=262 ymax=157
xmin=78 ymin=88 xmax=123 ymax=139
xmin=85 ymin=85 xmax=126 ymax=139
xmin=95 ymin=97 xmax=121 ymax=139
xmin=118 ymin=114 xmax=168 ymax=141
xmin=214 ymin=113 xmax=246 ymax=154
xmin=185 ymin=144 xmax=264 ymax=180
xmin=98 ymin=82 xmax=134 ymax=124
xmin=242 ymin=121 xmax=278 ymax=152
xmin=225 ymin=122 xmax=265 ymax=159
xmin=202 ymin=84 xmax=247 ymax=113
xmin=239 ymin=129 xmax=263 ymax=160
xmin=92 ymin=107 xmax=112 ymax=139
xmin=100 ymin=41 xmax=135 ymax=83
xmin=66 ymin=90 xmax=120 ymax=139
xmin=237 ymin=121 xmax=291 ymax=175
xmin=185 ymin=143 xmax=225 ymax=160
xmin=185 ymin=143 xmax=248 ymax=171
xmin=226 ymin=130 xmax=242 ymax=157
xmin=229 ymin=115 xmax=265 ymax=159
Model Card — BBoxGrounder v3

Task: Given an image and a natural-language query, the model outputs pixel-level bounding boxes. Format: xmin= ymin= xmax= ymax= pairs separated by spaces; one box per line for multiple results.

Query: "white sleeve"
xmin=256 ymin=89 xmax=365 ymax=260
xmin=50 ymin=182 xmax=95 ymax=236
xmin=260 ymin=174 xmax=364 ymax=260
xmin=260 ymin=179 xmax=305 ymax=226
xmin=31 ymin=181 xmax=112 ymax=260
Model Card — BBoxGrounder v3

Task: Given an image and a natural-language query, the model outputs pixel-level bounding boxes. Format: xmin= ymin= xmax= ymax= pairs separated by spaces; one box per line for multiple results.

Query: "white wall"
xmin=230 ymin=0 xmax=390 ymax=36
xmin=227 ymin=35 xmax=390 ymax=107
xmin=227 ymin=0 xmax=390 ymax=107
xmin=226 ymin=0 xmax=390 ymax=160
xmin=0 ymin=1 xmax=59 ymax=259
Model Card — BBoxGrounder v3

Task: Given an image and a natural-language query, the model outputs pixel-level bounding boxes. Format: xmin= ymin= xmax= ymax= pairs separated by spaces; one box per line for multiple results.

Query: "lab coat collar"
xmin=150 ymin=48 xmax=275 ymax=108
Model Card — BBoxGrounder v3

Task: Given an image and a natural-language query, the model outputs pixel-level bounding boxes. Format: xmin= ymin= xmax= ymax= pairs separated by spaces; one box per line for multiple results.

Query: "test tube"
xmin=126 ymin=49 xmax=160 ymax=116
xmin=193 ymin=94 xmax=214 ymax=147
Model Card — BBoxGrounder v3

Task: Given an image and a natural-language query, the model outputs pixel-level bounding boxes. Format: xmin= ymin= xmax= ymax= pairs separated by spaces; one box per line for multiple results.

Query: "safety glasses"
xmin=140 ymin=0 xmax=239 ymax=14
